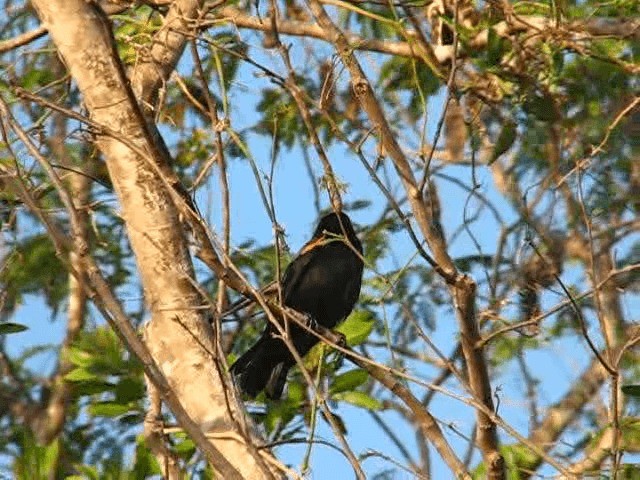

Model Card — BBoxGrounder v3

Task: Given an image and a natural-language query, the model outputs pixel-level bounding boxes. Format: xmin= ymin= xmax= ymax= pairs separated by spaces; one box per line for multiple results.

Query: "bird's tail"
xmin=229 ymin=334 xmax=291 ymax=400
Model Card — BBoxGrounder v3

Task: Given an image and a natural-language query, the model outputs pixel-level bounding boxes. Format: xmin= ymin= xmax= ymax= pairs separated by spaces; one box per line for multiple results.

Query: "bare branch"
xmin=205 ymin=6 xmax=640 ymax=63
xmin=303 ymin=1 xmax=504 ymax=476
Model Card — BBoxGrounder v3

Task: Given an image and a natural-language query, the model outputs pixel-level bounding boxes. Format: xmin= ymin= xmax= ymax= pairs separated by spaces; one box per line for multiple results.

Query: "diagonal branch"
xmin=26 ymin=0 xmax=280 ymax=476
xmin=525 ymin=357 xmax=608 ymax=476
xmin=0 ymin=97 xmax=252 ymax=480
xmin=303 ymin=2 xmax=504 ymax=477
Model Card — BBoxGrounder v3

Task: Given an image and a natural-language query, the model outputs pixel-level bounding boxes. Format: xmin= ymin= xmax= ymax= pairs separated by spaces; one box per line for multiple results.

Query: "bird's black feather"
xmin=229 ymin=212 xmax=364 ymax=399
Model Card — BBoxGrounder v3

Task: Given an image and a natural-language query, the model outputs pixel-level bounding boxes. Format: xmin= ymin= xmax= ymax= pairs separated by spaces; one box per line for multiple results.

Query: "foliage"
xmin=0 ymin=0 xmax=638 ymax=477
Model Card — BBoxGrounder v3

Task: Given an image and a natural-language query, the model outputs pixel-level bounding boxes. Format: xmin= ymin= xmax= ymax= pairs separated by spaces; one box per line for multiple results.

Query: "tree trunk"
xmin=30 ymin=1 xmax=278 ymax=477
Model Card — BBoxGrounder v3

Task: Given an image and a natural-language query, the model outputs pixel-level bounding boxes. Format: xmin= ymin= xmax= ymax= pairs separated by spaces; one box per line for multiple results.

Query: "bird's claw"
xmin=331 ymin=331 xmax=347 ymax=369
xmin=303 ymin=315 xmax=346 ymax=347
xmin=304 ymin=314 xmax=319 ymax=331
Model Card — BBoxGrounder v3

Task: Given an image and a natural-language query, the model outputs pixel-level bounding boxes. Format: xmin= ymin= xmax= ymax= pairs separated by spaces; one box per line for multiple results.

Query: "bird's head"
xmin=312 ymin=212 xmax=360 ymax=249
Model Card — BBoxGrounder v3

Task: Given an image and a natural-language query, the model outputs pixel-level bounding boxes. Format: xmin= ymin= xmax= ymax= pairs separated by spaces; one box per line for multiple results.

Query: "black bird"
xmin=229 ymin=211 xmax=364 ymax=399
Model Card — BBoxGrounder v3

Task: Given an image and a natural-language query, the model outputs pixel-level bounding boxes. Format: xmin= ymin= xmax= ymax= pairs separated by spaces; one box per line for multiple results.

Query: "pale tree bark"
xmin=29 ymin=1 xmax=279 ymax=477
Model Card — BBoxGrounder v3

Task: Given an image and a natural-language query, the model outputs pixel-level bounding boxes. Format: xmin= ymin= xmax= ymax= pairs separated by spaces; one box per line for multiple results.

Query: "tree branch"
xmin=304 ymin=0 xmax=504 ymax=477
xmin=25 ymin=0 xmax=280 ymax=476
xmin=205 ymin=6 xmax=640 ymax=63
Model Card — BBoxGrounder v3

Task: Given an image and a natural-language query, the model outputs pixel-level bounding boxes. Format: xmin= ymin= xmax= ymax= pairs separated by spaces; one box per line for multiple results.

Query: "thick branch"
xmin=0 ymin=99 xmax=251 ymax=480
xmin=144 ymin=378 xmax=185 ymax=480
xmin=305 ymin=1 xmax=503 ymax=477
xmin=206 ymin=6 xmax=640 ymax=63
xmin=131 ymin=1 xmax=204 ymax=104
xmin=28 ymin=0 xmax=278 ymax=477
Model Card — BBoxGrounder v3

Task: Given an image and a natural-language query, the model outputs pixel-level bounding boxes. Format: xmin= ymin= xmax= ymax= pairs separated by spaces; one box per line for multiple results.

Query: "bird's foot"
xmin=320 ymin=326 xmax=347 ymax=348
xmin=329 ymin=331 xmax=347 ymax=369
xmin=332 ymin=330 xmax=347 ymax=348
xmin=303 ymin=315 xmax=347 ymax=348
xmin=303 ymin=314 xmax=319 ymax=332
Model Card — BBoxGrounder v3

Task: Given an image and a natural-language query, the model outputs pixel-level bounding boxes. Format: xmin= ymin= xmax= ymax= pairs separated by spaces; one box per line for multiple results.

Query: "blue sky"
xmin=4 ymin=7 xmax=640 ymax=478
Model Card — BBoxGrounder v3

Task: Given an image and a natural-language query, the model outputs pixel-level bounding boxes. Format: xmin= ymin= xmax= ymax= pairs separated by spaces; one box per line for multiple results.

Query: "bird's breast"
xmin=284 ymin=245 xmax=362 ymax=328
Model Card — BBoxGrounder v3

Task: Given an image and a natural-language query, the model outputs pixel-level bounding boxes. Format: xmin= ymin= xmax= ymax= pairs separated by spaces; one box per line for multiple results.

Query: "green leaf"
xmin=72 ymin=380 xmax=114 ymax=396
xmin=513 ymin=1 xmax=550 ymax=15
xmin=255 ymin=88 xmax=304 ymax=148
xmin=332 ymin=391 xmax=382 ymax=410
xmin=115 ymin=377 xmax=145 ymax=403
xmin=379 ymin=56 xmax=441 ymax=121
xmin=0 ymin=234 xmax=68 ymax=315
xmin=287 ymin=381 xmax=305 ymax=403
xmin=73 ymin=464 xmax=100 ymax=480
xmin=133 ymin=434 xmax=161 ymax=477
xmin=173 ymin=437 xmax=196 ymax=455
xmin=19 ymin=68 xmax=56 ymax=90
xmin=329 ymin=369 xmax=369 ymax=394
xmin=487 ymin=28 xmax=507 ymax=66
xmin=380 ymin=56 xmax=440 ymax=95
xmin=336 ymin=310 xmax=375 ymax=346
xmin=64 ymin=368 xmax=98 ymax=382
xmin=523 ymin=91 xmax=557 ymax=122
xmin=622 ymin=385 xmax=640 ymax=398
xmin=41 ymin=438 xmax=60 ymax=475
xmin=263 ymin=399 xmax=298 ymax=434
xmin=473 ymin=443 xmax=538 ymax=479
xmin=0 ymin=322 xmax=28 ymax=334
xmin=67 ymin=347 xmax=94 ymax=368
xmin=88 ymin=401 xmax=132 ymax=417
xmin=489 ymin=120 xmax=517 ymax=165
xmin=73 ymin=326 xmax=141 ymax=377
xmin=618 ymin=464 xmax=640 ymax=478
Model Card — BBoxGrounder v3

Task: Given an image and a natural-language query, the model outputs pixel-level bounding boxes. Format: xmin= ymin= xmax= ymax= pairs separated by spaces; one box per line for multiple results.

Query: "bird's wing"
xmin=281 ymin=235 xmax=328 ymax=305
xmin=220 ymin=235 xmax=330 ymax=320
xmin=298 ymin=235 xmax=327 ymax=255
xmin=344 ymin=262 xmax=364 ymax=309
xmin=219 ymin=280 xmax=279 ymax=319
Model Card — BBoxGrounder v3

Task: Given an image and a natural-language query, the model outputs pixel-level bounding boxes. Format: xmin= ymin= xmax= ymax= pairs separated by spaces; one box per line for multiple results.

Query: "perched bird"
xmin=229 ymin=211 xmax=364 ymax=399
